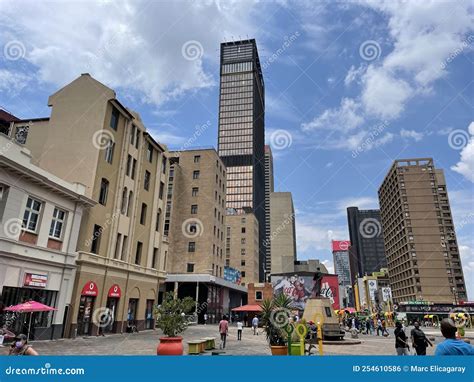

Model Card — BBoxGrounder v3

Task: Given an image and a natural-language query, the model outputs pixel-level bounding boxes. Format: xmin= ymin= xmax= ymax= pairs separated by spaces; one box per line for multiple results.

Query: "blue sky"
xmin=1 ymin=0 xmax=473 ymax=298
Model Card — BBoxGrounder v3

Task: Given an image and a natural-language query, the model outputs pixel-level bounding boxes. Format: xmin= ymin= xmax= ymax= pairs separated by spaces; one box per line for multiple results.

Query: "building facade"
xmin=264 ymin=145 xmax=274 ymax=278
xmin=0 ymin=133 xmax=95 ymax=339
xmin=269 ymin=192 xmax=297 ymax=275
xmin=164 ymin=149 xmax=246 ymax=323
xmin=225 ymin=212 xmax=259 ymax=285
xmin=347 ymin=207 xmax=387 ymax=283
xmin=332 ymin=240 xmax=352 ymax=308
xmin=378 ymin=158 xmax=467 ymax=304
xmin=217 ymin=39 xmax=266 ymax=281
xmin=9 ymin=74 xmax=169 ymax=336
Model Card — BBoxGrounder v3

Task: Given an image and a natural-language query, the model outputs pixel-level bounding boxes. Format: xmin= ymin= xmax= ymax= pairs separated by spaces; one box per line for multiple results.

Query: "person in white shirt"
xmin=252 ymin=316 xmax=259 ymax=335
xmin=237 ymin=320 xmax=243 ymax=340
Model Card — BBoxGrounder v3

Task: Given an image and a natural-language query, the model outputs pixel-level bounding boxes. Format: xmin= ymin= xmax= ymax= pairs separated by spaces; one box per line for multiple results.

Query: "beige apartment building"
xmin=378 ymin=158 xmax=467 ymax=304
xmin=269 ymin=192 xmax=297 ymax=275
xmin=225 ymin=212 xmax=259 ymax=285
xmin=164 ymin=149 xmax=246 ymax=323
xmin=7 ymin=74 xmax=169 ymax=336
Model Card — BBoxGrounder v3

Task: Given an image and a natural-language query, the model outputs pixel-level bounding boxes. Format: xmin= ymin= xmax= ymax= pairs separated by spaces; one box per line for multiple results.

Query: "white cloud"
xmin=321 ymin=260 xmax=334 ymax=274
xmin=451 ymin=122 xmax=474 ymax=182
xmin=0 ymin=0 xmax=259 ymax=105
xmin=344 ymin=64 xmax=366 ymax=86
xmin=336 ymin=196 xmax=379 ymax=212
xmin=400 ymin=128 xmax=424 ymax=142
xmin=458 ymin=244 xmax=474 ymax=300
xmin=0 ymin=69 xmax=31 ymax=95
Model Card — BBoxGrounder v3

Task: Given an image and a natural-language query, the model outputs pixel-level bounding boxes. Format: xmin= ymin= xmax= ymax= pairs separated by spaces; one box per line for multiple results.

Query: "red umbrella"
xmin=4 ymin=300 xmax=57 ymax=340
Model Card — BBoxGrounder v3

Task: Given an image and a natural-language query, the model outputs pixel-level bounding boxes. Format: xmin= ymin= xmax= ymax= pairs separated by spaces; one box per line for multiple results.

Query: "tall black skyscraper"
xmin=347 ymin=207 xmax=387 ymax=283
xmin=217 ymin=39 xmax=266 ymax=281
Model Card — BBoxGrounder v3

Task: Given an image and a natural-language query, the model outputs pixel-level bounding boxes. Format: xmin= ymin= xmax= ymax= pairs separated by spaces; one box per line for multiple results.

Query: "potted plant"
xmin=260 ymin=294 xmax=294 ymax=355
xmin=154 ymin=292 xmax=195 ymax=355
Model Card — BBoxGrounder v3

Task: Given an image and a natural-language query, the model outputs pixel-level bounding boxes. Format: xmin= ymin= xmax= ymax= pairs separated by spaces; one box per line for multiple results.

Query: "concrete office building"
xmin=8 ymin=74 xmax=169 ymax=336
xmin=217 ymin=39 xmax=266 ymax=281
xmin=378 ymin=158 xmax=467 ymax=303
xmin=264 ymin=145 xmax=274 ymax=278
xmin=347 ymin=207 xmax=387 ymax=283
xmin=0 ymin=133 xmax=95 ymax=339
xmin=269 ymin=192 xmax=297 ymax=275
xmin=164 ymin=149 xmax=246 ymax=323
xmin=225 ymin=212 xmax=259 ymax=285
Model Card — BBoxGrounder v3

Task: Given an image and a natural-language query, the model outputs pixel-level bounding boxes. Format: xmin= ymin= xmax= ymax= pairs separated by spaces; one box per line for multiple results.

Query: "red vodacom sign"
xmin=108 ymin=284 xmax=122 ymax=298
xmin=81 ymin=281 xmax=98 ymax=297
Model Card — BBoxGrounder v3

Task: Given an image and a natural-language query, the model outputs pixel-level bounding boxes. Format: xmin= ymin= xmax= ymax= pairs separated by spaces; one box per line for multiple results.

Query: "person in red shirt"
xmin=219 ymin=315 xmax=229 ymax=349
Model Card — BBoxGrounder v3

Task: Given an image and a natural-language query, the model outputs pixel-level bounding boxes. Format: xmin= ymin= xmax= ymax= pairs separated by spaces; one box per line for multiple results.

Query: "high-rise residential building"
xmin=347 ymin=207 xmax=387 ymax=283
xmin=332 ymin=240 xmax=352 ymax=308
xmin=378 ymin=158 xmax=467 ymax=303
xmin=264 ymin=145 xmax=274 ymax=278
xmin=217 ymin=39 xmax=266 ymax=281
xmin=0 ymin=133 xmax=95 ymax=339
xmin=269 ymin=192 xmax=297 ymax=275
xmin=225 ymin=212 xmax=259 ymax=285
xmin=8 ymin=74 xmax=169 ymax=336
xmin=164 ymin=149 xmax=246 ymax=323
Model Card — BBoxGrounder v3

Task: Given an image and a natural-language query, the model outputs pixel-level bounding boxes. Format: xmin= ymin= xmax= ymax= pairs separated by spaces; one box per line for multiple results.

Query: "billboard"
xmin=271 ymin=273 xmax=340 ymax=310
xmin=332 ymin=240 xmax=350 ymax=252
xmin=224 ymin=266 xmax=241 ymax=285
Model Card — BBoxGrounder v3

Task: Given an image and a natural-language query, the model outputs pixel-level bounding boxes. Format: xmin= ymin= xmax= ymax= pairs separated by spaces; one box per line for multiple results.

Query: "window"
xmin=49 ymin=207 xmax=66 ymax=239
xmin=241 ymin=238 xmax=246 ymax=244
xmin=255 ymin=291 xmax=263 ymax=300
xmin=135 ymin=131 xmax=140 ymax=149
xmin=91 ymin=224 xmax=102 ymax=254
xmin=140 ymin=203 xmax=147 ymax=225
xmin=130 ymin=124 xmax=136 ymax=145
xmin=152 ymin=248 xmax=159 ymax=269
xmin=188 ymin=242 xmax=196 ymax=252
xmin=159 ymin=182 xmax=164 ymax=199
xmin=156 ymin=210 xmax=161 ymax=232
xmin=241 ymin=260 xmax=245 ymax=266
xmin=99 ymin=178 xmax=109 ymax=205
xmin=127 ymin=191 xmax=133 ymax=216
xmin=105 ymin=140 xmax=115 ymax=164
xmin=194 ymin=155 xmax=200 ymax=163
xmin=241 ymin=218 xmax=246 ymax=224
xmin=324 ymin=307 xmax=332 ymax=317
xmin=131 ymin=159 xmax=137 ymax=180
xmin=192 ymin=187 xmax=199 ymax=197
xmin=144 ymin=171 xmax=151 ymax=191
xmin=135 ymin=241 xmax=143 ymax=265
xmin=114 ymin=234 xmax=122 ymax=259
xmin=121 ymin=187 xmax=128 ymax=214
xmin=193 ymin=170 xmax=200 ymax=179
xmin=22 ymin=197 xmax=42 ymax=232
xmin=241 ymin=248 xmax=246 ymax=255
xmin=187 ymin=263 xmax=194 ymax=273
xmin=110 ymin=108 xmax=119 ymax=130
xmin=241 ymin=271 xmax=246 ymax=277
xmin=241 ymin=227 xmax=246 ymax=233
xmin=126 ymin=155 xmax=132 ymax=176
xmin=121 ymin=235 xmax=128 ymax=261
xmin=147 ymin=143 xmax=153 ymax=162
xmin=191 ymin=205 xmax=198 ymax=214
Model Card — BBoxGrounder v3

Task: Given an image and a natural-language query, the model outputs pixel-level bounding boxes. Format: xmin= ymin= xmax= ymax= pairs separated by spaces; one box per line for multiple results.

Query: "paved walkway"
xmin=1 ymin=324 xmax=466 ymax=356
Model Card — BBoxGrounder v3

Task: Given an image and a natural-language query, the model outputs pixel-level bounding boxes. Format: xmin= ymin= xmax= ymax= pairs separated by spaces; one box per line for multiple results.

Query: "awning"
xmin=231 ymin=304 xmax=262 ymax=312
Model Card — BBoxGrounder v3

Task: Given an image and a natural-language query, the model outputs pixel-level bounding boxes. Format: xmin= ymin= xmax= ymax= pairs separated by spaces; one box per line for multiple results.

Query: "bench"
xmin=187 ymin=340 xmax=206 ymax=355
xmin=201 ymin=337 xmax=216 ymax=351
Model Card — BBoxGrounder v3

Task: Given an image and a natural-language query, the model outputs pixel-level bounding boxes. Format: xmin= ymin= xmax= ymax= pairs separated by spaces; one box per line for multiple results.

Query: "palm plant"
xmin=260 ymin=294 xmax=294 ymax=346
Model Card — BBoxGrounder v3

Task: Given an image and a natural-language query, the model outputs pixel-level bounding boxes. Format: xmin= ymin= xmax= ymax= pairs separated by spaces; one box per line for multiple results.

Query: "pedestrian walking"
xmin=237 ymin=320 xmax=243 ymax=341
xmin=218 ymin=315 xmax=229 ymax=349
xmin=411 ymin=320 xmax=433 ymax=355
xmin=252 ymin=316 xmax=259 ymax=335
xmin=382 ymin=319 xmax=389 ymax=336
xmin=365 ymin=319 xmax=370 ymax=335
xmin=394 ymin=321 xmax=410 ymax=355
xmin=203 ymin=313 xmax=208 ymax=325
xmin=435 ymin=318 xmax=474 ymax=355
xmin=376 ymin=318 xmax=383 ymax=336
xmin=8 ymin=334 xmax=38 ymax=356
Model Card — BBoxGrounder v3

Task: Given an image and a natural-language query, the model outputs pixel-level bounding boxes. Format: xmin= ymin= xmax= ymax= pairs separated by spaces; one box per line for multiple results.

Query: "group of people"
xmin=217 ymin=315 xmax=260 ymax=349
xmin=344 ymin=316 xmax=390 ymax=336
xmin=394 ymin=319 xmax=474 ymax=356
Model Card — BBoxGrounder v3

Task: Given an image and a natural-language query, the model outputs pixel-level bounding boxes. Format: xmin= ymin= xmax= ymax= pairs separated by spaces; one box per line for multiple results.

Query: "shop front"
xmin=105 ymin=284 xmax=121 ymax=333
xmin=145 ymin=299 xmax=154 ymax=329
xmin=76 ymin=281 xmax=98 ymax=336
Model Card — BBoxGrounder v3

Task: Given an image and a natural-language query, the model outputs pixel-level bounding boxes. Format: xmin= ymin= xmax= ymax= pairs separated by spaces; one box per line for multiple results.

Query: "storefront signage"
xmin=24 ymin=273 xmax=48 ymax=288
xmin=81 ymin=281 xmax=98 ymax=297
xmin=108 ymin=284 xmax=122 ymax=298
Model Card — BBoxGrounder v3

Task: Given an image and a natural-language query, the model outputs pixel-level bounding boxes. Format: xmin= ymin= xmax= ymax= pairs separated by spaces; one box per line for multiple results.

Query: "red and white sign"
xmin=24 ymin=273 xmax=48 ymax=288
xmin=320 ymin=274 xmax=340 ymax=310
xmin=81 ymin=281 xmax=98 ymax=297
xmin=108 ymin=284 xmax=121 ymax=298
xmin=332 ymin=240 xmax=350 ymax=252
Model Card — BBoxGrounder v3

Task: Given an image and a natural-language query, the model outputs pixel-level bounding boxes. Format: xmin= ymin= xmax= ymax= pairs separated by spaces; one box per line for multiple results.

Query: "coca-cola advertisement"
xmin=271 ymin=273 xmax=340 ymax=310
